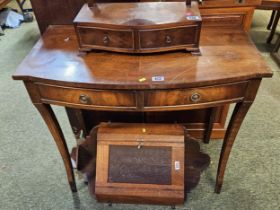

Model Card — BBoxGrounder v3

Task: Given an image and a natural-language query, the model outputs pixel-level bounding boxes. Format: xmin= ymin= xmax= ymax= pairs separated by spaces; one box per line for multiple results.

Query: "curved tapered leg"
xmin=267 ymin=10 xmax=276 ymax=30
xmin=271 ymin=34 xmax=280 ymax=65
xmin=215 ymin=102 xmax=252 ymax=193
xmin=267 ymin=10 xmax=280 ymax=44
xmin=35 ymin=103 xmax=77 ymax=192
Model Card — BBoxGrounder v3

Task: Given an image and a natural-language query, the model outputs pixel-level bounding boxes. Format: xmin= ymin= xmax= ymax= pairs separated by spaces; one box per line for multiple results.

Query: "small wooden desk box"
xmin=74 ymin=2 xmax=201 ymax=54
xmin=94 ymin=123 xmax=185 ymax=205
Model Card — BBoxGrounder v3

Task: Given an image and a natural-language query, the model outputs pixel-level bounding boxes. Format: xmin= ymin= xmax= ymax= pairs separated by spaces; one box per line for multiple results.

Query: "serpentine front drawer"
xmin=36 ymin=82 xmax=248 ymax=111
xmin=36 ymin=84 xmax=137 ymax=111
xmin=143 ymin=82 xmax=248 ymax=110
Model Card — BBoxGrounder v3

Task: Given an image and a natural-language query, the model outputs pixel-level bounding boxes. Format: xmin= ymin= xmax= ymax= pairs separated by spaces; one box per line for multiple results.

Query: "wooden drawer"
xmin=200 ymin=7 xmax=255 ymax=31
xmin=76 ymin=26 xmax=134 ymax=51
xmin=139 ymin=26 xmax=199 ymax=50
xmin=144 ymin=82 xmax=248 ymax=108
xmin=37 ymin=84 xmax=137 ymax=110
xmin=202 ymin=13 xmax=245 ymax=27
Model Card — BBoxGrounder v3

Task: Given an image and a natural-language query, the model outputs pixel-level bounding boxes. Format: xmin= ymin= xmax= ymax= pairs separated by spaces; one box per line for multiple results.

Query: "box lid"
xmin=74 ymin=2 xmax=201 ymax=28
xmin=97 ymin=123 xmax=185 ymax=143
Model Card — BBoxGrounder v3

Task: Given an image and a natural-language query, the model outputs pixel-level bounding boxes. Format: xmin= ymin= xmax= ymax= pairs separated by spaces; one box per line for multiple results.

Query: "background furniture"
xmin=30 ymin=0 xmax=261 ymax=34
xmin=257 ymin=0 xmax=280 ymax=43
xmin=0 ymin=0 xmax=32 ymax=13
xmin=0 ymin=0 xmax=11 ymax=10
xmin=0 ymin=0 xmax=33 ymax=22
xmin=271 ymin=35 xmax=280 ymax=65
xmin=15 ymin=0 xmax=32 ymax=13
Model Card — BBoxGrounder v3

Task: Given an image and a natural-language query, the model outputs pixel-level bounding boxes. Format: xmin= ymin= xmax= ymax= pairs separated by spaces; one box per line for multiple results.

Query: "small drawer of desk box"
xmin=139 ymin=26 xmax=200 ymax=51
xmin=144 ymin=82 xmax=248 ymax=109
xmin=36 ymin=84 xmax=137 ymax=110
xmin=76 ymin=26 xmax=134 ymax=51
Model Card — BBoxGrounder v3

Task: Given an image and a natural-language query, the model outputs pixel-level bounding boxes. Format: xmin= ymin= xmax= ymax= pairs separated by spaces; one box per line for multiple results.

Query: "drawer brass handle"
xmin=190 ymin=93 xmax=201 ymax=102
xmin=165 ymin=35 xmax=172 ymax=44
xmin=79 ymin=94 xmax=90 ymax=104
xmin=103 ymin=35 xmax=109 ymax=44
xmin=236 ymin=0 xmax=244 ymax=4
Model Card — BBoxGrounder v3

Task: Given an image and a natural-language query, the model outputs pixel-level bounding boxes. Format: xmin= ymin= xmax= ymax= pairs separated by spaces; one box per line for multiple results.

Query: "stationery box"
xmin=74 ymin=2 xmax=201 ymax=54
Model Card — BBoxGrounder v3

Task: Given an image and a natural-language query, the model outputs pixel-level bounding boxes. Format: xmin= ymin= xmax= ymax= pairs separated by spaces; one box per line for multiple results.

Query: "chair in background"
xmin=15 ymin=0 xmax=33 ymax=22
xmin=257 ymin=0 xmax=280 ymax=43
xmin=0 ymin=0 xmax=12 ymax=10
xmin=271 ymin=34 xmax=280 ymax=65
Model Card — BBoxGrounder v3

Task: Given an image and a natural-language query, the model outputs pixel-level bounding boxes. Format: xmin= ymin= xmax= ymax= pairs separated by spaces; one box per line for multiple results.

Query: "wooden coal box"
xmin=94 ymin=123 xmax=185 ymax=205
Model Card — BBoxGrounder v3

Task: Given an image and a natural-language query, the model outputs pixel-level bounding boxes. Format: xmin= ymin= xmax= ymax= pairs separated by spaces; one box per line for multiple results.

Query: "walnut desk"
xmin=13 ymin=25 xmax=272 ymax=194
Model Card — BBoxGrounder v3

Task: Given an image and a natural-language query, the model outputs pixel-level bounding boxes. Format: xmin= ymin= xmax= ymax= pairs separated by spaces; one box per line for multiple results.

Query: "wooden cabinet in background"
xmin=30 ymin=0 xmax=261 ymax=33
xmin=201 ymin=6 xmax=255 ymax=31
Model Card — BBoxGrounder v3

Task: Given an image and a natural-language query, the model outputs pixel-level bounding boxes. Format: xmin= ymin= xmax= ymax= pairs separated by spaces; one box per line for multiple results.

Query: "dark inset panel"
xmin=108 ymin=145 xmax=172 ymax=185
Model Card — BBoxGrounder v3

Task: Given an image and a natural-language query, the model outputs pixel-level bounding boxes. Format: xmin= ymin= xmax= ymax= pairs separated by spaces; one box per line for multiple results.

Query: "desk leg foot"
xmin=70 ymin=181 xmax=78 ymax=192
xmin=215 ymin=183 xmax=222 ymax=194
xmin=215 ymin=102 xmax=252 ymax=192
xmin=203 ymin=107 xmax=218 ymax=144
xmin=190 ymin=49 xmax=201 ymax=56
xmin=34 ymin=103 xmax=77 ymax=192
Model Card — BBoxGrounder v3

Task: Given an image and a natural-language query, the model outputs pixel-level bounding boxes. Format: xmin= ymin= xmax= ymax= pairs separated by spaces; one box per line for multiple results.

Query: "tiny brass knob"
xmin=236 ymin=0 xmax=244 ymax=4
xmin=165 ymin=35 xmax=172 ymax=44
xmin=79 ymin=94 xmax=90 ymax=104
xmin=190 ymin=93 xmax=201 ymax=102
xmin=103 ymin=35 xmax=109 ymax=44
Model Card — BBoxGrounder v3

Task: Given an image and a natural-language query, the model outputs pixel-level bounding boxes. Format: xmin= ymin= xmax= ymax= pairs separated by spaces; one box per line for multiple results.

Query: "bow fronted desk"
xmin=13 ymin=25 xmax=272 ymax=194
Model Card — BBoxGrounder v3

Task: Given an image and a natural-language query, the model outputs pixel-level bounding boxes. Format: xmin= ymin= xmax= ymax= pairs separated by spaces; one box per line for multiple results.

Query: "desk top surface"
xmin=13 ymin=25 xmax=272 ymax=90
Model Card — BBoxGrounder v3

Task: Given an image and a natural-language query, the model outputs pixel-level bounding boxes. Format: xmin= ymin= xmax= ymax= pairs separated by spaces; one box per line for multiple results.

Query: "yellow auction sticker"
xmin=138 ymin=77 xmax=146 ymax=82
